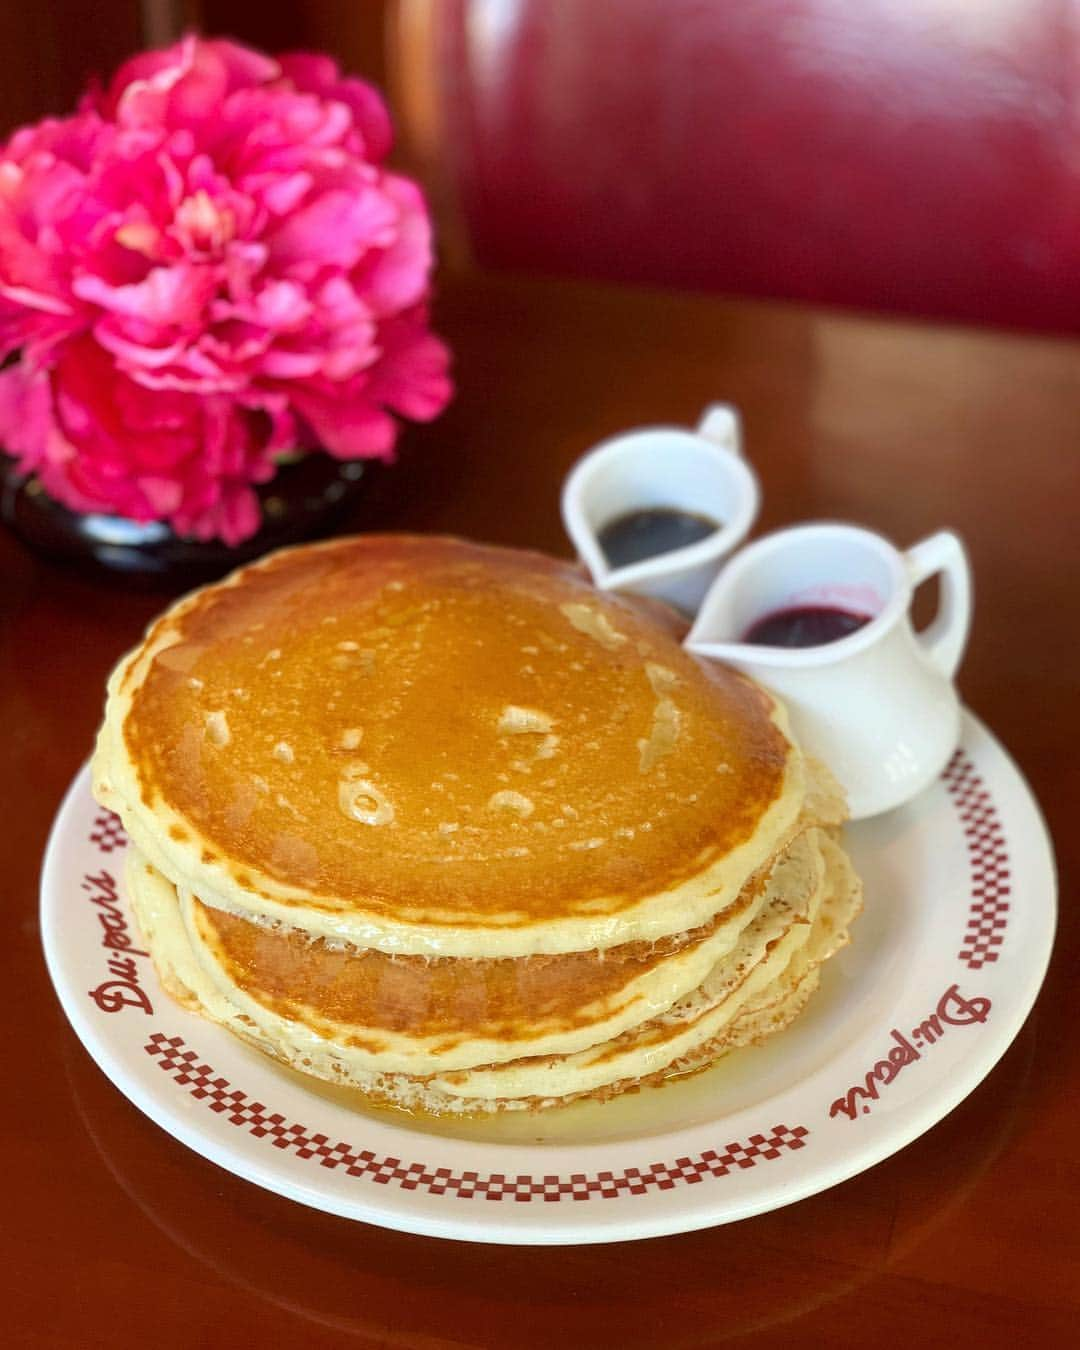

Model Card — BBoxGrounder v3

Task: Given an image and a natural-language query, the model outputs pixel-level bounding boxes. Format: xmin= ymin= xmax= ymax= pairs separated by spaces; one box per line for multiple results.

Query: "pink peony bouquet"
xmin=0 ymin=36 xmax=452 ymax=544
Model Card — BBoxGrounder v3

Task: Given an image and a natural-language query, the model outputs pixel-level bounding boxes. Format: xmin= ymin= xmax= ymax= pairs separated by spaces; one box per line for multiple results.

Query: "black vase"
xmin=1 ymin=451 xmax=372 ymax=586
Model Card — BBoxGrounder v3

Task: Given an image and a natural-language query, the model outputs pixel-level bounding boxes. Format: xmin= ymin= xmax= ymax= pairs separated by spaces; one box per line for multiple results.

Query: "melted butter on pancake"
xmin=118 ymin=537 xmax=790 ymax=929
xmin=638 ymin=663 xmax=682 ymax=773
xmin=559 ymin=602 xmax=627 ymax=650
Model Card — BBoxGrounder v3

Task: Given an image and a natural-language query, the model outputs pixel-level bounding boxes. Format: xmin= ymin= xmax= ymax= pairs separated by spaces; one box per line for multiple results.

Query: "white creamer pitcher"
xmin=561 ymin=404 xmax=760 ymax=613
xmin=685 ymin=523 xmax=973 ymax=819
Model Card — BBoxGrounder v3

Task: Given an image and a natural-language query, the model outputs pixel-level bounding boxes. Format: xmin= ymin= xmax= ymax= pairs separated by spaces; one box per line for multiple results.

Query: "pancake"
xmin=175 ymin=828 xmax=823 ymax=1074
xmin=123 ymin=827 xmax=860 ymax=1114
xmin=94 ymin=535 xmax=805 ymax=956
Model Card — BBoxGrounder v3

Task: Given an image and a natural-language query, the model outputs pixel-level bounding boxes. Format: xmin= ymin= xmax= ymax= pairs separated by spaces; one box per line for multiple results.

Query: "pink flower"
xmin=0 ymin=35 xmax=451 ymax=544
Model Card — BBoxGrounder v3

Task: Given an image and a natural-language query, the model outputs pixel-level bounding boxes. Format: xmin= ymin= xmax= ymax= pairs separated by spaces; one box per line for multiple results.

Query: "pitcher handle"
xmin=905 ymin=531 xmax=972 ymax=678
xmin=696 ymin=403 xmax=742 ymax=457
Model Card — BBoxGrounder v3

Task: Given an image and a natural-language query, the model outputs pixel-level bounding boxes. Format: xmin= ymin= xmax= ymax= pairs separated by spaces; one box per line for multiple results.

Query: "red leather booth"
xmin=396 ymin=0 xmax=1080 ymax=331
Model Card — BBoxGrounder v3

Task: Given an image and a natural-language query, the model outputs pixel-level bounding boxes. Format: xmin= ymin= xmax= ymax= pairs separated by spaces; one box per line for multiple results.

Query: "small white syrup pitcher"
xmin=561 ymin=404 xmax=760 ymax=613
xmin=685 ymin=523 xmax=973 ymax=819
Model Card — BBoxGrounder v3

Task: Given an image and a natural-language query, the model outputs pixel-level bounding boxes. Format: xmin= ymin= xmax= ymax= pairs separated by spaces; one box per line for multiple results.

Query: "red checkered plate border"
xmin=42 ymin=711 xmax=1056 ymax=1244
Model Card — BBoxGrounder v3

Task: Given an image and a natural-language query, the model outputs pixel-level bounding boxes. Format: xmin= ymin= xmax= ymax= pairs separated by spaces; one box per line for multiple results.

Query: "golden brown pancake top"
xmin=123 ymin=536 xmax=789 ymax=925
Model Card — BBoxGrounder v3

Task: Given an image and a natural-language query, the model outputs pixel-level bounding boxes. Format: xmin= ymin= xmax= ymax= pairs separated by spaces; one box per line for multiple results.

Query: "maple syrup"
xmin=597 ymin=507 xmax=718 ymax=570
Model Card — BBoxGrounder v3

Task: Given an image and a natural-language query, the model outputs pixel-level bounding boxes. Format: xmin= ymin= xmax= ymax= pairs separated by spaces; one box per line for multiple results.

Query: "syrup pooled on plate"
xmin=597 ymin=507 xmax=719 ymax=570
xmin=743 ymin=605 xmax=872 ymax=649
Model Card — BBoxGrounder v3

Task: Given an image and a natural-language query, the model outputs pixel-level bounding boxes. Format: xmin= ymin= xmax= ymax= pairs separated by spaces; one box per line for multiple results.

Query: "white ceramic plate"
xmin=42 ymin=711 xmax=1055 ymax=1245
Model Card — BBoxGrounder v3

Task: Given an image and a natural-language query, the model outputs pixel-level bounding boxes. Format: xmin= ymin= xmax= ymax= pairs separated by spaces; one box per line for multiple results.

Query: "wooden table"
xmin=3 ymin=272 xmax=1076 ymax=1348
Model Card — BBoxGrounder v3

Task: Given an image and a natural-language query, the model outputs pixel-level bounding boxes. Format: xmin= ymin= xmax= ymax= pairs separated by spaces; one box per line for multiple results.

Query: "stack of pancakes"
xmin=93 ymin=535 xmax=861 ymax=1115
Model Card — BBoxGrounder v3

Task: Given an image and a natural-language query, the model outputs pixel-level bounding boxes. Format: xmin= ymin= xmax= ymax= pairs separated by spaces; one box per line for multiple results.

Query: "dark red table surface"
xmin=2 ymin=270 xmax=1077 ymax=1348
